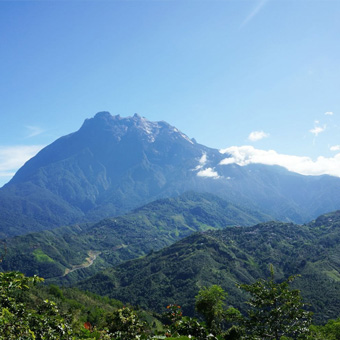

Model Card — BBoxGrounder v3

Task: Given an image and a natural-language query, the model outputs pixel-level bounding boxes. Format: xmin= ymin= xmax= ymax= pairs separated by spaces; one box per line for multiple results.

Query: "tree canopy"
xmin=239 ymin=266 xmax=312 ymax=340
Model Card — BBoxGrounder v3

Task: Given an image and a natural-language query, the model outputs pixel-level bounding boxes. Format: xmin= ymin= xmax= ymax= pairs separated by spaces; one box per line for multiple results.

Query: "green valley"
xmin=0 ymin=192 xmax=269 ymax=283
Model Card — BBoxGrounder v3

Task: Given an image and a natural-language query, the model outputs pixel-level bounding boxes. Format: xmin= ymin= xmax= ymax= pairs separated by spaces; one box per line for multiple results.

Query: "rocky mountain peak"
xmin=80 ymin=112 xmax=194 ymax=145
xmin=94 ymin=111 xmax=112 ymax=119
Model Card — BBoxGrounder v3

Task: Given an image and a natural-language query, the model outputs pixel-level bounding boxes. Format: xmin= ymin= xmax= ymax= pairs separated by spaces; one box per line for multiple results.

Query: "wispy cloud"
xmin=193 ymin=153 xmax=220 ymax=179
xmin=0 ymin=145 xmax=45 ymax=185
xmin=330 ymin=145 xmax=340 ymax=151
xmin=240 ymin=0 xmax=268 ymax=28
xmin=310 ymin=124 xmax=326 ymax=137
xmin=198 ymin=153 xmax=207 ymax=167
xmin=26 ymin=125 xmax=45 ymax=138
xmin=325 ymin=111 xmax=334 ymax=116
xmin=248 ymin=130 xmax=269 ymax=142
xmin=194 ymin=153 xmax=208 ymax=171
xmin=220 ymin=145 xmax=340 ymax=177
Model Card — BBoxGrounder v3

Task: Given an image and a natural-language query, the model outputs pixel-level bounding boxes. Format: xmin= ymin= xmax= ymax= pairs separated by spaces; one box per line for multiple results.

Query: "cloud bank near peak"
xmin=220 ymin=145 xmax=340 ymax=177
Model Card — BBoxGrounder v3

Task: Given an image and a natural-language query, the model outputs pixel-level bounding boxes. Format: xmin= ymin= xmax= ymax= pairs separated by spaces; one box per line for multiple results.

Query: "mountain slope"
xmin=0 ymin=113 xmax=222 ymax=236
xmin=2 ymin=112 xmax=340 ymax=236
xmin=0 ymin=192 xmax=268 ymax=282
xmin=77 ymin=210 xmax=340 ymax=323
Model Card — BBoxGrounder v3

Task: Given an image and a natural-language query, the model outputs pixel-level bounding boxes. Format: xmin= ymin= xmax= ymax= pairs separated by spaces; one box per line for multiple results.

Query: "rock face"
xmin=1 ymin=112 xmax=340 ymax=237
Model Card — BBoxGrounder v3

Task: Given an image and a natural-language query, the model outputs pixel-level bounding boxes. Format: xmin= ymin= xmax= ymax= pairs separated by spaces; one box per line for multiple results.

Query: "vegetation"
xmin=195 ymin=285 xmax=228 ymax=333
xmin=2 ymin=269 xmax=340 ymax=339
xmin=3 ymin=196 xmax=340 ymax=337
xmin=239 ymin=266 xmax=312 ymax=339
xmin=78 ymin=211 xmax=340 ymax=323
xmin=4 ymin=198 xmax=340 ymax=325
xmin=0 ymin=192 xmax=268 ymax=283
xmin=0 ymin=271 xmax=72 ymax=339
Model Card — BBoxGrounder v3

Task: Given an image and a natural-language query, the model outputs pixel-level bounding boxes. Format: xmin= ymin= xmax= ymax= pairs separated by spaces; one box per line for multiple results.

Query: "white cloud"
xmin=325 ymin=111 xmax=334 ymax=116
xmin=26 ymin=126 xmax=45 ymax=138
xmin=310 ymin=125 xmax=326 ymax=137
xmin=199 ymin=153 xmax=207 ymax=166
xmin=194 ymin=153 xmax=208 ymax=171
xmin=0 ymin=145 xmax=45 ymax=183
xmin=194 ymin=154 xmax=220 ymax=179
xmin=248 ymin=130 xmax=269 ymax=142
xmin=220 ymin=145 xmax=340 ymax=177
xmin=197 ymin=167 xmax=220 ymax=179
xmin=330 ymin=145 xmax=340 ymax=151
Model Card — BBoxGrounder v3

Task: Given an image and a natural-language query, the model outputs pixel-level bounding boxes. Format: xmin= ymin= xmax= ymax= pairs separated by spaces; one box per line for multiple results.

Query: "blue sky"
xmin=1 ymin=0 xmax=340 ymax=187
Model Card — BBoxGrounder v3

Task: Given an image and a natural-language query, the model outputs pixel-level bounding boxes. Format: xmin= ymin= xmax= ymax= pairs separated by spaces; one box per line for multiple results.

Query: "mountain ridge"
xmin=1 ymin=112 xmax=340 ymax=237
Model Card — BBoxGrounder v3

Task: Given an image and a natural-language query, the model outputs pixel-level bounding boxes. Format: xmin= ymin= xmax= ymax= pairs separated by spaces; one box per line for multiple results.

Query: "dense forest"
xmin=77 ymin=213 xmax=340 ymax=324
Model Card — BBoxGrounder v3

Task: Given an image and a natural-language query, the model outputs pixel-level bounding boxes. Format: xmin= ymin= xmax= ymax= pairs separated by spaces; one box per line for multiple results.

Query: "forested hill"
xmin=0 ymin=192 xmax=269 ymax=282
xmin=77 ymin=209 xmax=340 ymax=324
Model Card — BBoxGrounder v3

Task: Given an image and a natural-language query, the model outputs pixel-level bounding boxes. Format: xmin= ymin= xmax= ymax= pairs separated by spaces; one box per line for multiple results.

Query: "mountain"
xmin=77 ymin=209 xmax=340 ymax=324
xmin=0 ymin=192 xmax=268 ymax=282
xmin=1 ymin=111 xmax=340 ymax=237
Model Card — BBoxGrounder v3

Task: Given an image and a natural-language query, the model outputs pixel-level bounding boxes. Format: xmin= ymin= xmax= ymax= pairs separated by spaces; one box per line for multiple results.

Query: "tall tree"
xmin=195 ymin=285 xmax=227 ymax=333
xmin=239 ymin=266 xmax=312 ymax=340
